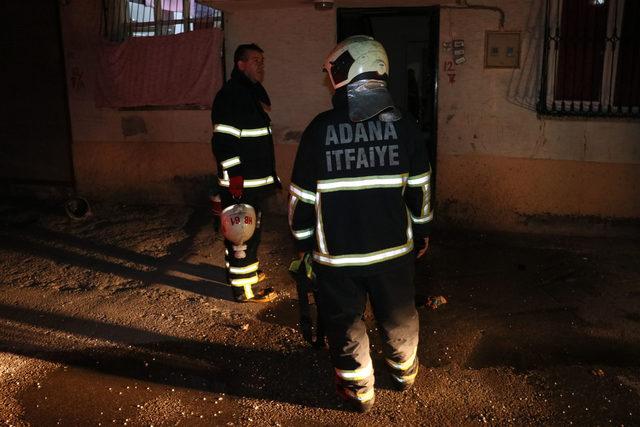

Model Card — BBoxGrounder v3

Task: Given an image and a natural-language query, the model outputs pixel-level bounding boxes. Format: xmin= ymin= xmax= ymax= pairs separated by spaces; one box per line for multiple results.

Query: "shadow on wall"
xmin=506 ymin=0 xmax=545 ymax=112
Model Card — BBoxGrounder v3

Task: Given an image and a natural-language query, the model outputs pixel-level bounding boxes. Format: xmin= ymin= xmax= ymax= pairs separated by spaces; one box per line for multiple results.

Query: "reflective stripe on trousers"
xmin=223 ymin=201 xmax=263 ymax=300
xmin=318 ymin=262 xmax=419 ymax=400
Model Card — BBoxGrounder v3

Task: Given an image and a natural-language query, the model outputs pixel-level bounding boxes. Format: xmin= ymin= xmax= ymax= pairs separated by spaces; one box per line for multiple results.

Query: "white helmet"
xmin=220 ymin=204 xmax=256 ymax=258
xmin=323 ymin=35 xmax=389 ymax=89
xmin=323 ymin=35 xmax=400 ymax=122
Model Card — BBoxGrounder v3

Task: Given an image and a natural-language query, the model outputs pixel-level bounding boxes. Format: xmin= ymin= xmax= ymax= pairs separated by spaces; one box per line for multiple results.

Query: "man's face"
xmin=238 ymin=50 xmax=265 ymax=83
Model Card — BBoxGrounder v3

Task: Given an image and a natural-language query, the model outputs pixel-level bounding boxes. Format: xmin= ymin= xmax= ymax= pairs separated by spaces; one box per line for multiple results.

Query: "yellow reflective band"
xmin=213 ymin=124 xmax=271 ymax=138
xmin=292 ymin=228 xmax=314 ymax=240
xmin=313 ymin=241 xmax=414 ymax=267
xmin=407 ymin=172 xmax=431 ymax=186
xmin=386 ymin=348 xmax=417 ymax=371
xmin=317 ymin=174 xmax=407 ymax=192
xmin=240 ymin=127 xmax=271 ymax=137
xmin=421 ymin=184 xmax=430 ymax=217
xmin=288 ymin=195 xmax=298 ymax=231
xmin=335 ymin=361 xmax=373 ymax=381
xmin=228 ymin=262 xmax=259 ymax=275
xmin=244 ymin=284 xmax=254 ymax=299
xmin=343 ymin=387 xmax=375 ymax=402
xmin=411 ymin=212 xmax=433 ymax=224
xmin=315 ymin=194 xmax=328 ymax=254
xmin=219 ymin=176 xmax=275 ymax=188
xmin=391 ymin=370 xmax=418 ymax=384
xmin=230 ymin=275 xmax=259 ymax=286
xmin=221 ymin=156 xmax=241 ymax=169
xmin=214 ymin=124 xmax=241 ymax=138
xmin=289 ymin=183 xmax=316 ymax=204
xmin=357 ymin=388 xmax=375 ymax=402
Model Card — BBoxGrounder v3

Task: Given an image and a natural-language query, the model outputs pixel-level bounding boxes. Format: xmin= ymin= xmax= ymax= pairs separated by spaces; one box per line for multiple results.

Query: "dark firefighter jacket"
xmin=211 ymin=68 xmax=278 ymax=195
xmin=289 ymin=89 xmax=433 ymax=276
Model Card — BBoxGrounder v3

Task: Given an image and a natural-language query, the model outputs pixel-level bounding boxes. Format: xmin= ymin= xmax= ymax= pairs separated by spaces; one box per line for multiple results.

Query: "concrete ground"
xmin=1 ymin=201 xmax=639 ymax=426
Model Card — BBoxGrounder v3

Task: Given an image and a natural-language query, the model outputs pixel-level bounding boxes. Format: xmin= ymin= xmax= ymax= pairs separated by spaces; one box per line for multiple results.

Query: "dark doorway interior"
xmin=1 ymin=1 xmax=74 ymax=188
xmin=337 ymin=7 xmax=439 ymax=195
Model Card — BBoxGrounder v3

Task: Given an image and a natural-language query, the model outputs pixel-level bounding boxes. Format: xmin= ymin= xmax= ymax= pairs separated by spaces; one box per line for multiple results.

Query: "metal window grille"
xmin=538 ymin=0 xmax=640 ymax=118
xmin=102 ymin=0 xmax=222 ymax=41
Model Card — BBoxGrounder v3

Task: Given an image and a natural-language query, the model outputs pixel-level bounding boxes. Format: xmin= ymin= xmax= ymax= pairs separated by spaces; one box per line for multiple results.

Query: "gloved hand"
xmin=210 ymin=195 xmax=222 ymax=216
xmin=229 ymin=176 xmax=244 ymax=199
xmin=416 ymin=237 xmax=429 ymax=259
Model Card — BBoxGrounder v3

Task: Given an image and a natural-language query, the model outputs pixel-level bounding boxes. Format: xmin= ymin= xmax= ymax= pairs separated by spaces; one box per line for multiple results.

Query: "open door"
xmin=337 ymin=7 xmax=439 ymax=197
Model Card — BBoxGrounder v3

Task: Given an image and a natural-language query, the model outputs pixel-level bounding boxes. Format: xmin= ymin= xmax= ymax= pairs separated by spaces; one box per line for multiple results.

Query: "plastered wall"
xmin=221 ymin=0 xmax=640 ymax=234
xmin=61 ymin=0 xmax=640 ymax=235
xmin=60 ymin=0 xmax=215 ymax=204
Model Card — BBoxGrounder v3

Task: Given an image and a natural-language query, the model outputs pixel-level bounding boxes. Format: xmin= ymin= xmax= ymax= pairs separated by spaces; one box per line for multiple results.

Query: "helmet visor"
xmin=347 ymin=79 xmax=402 ymax=122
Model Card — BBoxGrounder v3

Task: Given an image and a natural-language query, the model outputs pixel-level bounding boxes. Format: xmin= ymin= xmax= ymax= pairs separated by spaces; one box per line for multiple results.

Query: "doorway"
xmin=1 ymin=1 xmax=74 ymax=190
xmin=337 ymin=7 xmax=439 ymax=195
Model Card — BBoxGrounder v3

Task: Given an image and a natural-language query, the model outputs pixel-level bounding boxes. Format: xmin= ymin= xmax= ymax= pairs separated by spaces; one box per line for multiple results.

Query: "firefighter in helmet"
xmin=289 ymin=35 xmax=432 ymax=412
xmin=211 ymin=43 xmax=279 ymax=303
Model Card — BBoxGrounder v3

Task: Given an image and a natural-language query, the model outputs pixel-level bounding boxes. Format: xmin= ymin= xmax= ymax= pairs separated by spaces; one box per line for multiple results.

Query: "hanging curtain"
xmin=95 ymin=27 xmax=223 ymax=108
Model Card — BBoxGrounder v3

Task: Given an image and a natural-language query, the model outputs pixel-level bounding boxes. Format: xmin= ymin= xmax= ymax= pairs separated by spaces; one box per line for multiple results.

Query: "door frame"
xmin=336 ymin=6 xmax=440 ymax=201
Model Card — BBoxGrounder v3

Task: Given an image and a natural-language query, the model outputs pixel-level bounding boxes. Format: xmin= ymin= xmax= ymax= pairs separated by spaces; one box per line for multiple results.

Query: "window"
xmin=538 ymin=0 xmax=640 ymax=117
xmin=102 ymin=0 xmax=222 ymax=41
xmin=97 ymin=0 xmax=224 ymax=109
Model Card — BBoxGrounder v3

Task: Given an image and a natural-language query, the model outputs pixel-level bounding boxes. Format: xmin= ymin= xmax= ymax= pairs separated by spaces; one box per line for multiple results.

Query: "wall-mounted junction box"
xmin=485 ymin=31 xmax=521 ymax=69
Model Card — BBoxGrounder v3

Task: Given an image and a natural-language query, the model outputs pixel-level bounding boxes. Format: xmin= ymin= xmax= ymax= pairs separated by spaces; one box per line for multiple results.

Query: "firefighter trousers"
xmin=317 ymin=261 xmax=420 ymax=402
xmin=222 ymin=193 xmax=264 ymax=299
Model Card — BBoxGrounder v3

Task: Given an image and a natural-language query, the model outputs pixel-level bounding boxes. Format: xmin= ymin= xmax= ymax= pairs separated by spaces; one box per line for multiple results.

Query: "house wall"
xmin=60 ymin=0 xmax=216 ymax=205
xmin=222 ymin=0 xmax=640 ymax=235
xmin=60 ymin=0 xmax=640 ymax=235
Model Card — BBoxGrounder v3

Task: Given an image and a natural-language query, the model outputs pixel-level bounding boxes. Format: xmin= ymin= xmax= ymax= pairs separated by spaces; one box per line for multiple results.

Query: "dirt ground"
xmin=1 ymin=201 xmax=639 ymax=426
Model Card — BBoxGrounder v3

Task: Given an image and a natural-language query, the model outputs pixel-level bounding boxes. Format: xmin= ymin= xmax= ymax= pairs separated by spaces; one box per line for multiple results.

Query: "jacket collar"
xmin=331 ymin=87 xmax=348 ymax=109
xmin=231 ymin=68 xmax=271 ymax=107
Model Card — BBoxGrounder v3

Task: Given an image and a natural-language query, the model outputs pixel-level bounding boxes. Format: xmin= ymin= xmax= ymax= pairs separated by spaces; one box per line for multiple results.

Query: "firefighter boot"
xmin=388 ymin=356 xmax=419 ymax=391
xmin=235 ymin=286 xmax=277 ymax=303
xmin=335 ymin=380 xmax=375 ymax=413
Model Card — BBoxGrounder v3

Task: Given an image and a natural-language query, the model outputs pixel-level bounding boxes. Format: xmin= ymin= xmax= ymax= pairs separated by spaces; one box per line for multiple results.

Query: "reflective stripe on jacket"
xmin=289 ymin=90 xmax=432 ymax=275
xmin=211 ymin=69 xmax=278 ymax=192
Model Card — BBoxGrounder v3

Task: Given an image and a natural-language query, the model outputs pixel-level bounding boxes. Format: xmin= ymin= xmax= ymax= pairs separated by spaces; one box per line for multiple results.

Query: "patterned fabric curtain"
xmin=95 ymin=27 xmax=223 ymax=108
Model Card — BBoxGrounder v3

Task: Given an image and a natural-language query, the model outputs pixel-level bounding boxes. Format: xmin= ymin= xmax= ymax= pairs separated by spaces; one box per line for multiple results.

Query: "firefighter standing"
xmin=211 ymin=43 xmax=279 ymax=303
xmin=288 ymin=36 xmax=433 ymax=412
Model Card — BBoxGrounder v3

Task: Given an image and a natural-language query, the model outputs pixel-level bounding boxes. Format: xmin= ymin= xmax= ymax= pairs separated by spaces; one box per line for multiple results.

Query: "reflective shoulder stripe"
xmin=411 ymin=212 xmax=434 ymax=224
xmin=213 ymin=124 xmax=271 ymax=139
xmin=219 ymin=176 xmax=275 ymax=188
xmin=317 ymin=174 xmax=408 ymax=192
xmin=290 ymin=183 xmax=316 ymax=204
xmin=292 ymin=228 xmax=314 ymax=240
xmin=214 ymin=124 xmax=241 ymax=138
xmin=335 ymin=361 xmax=373 ymax=381
xmin=221 ymin=156 xmax=241 ymax=170
xmin=407 ymin=171 xmax=431 ymax=187
xmin=313 ymin=241 xmax=413 ymax=267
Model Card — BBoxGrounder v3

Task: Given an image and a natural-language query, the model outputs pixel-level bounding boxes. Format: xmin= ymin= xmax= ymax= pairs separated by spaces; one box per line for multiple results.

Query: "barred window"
xmin=538 ymin=0 xmax=640 ymax=118
xmin=102 ymin=0 xmax=223 ymax=41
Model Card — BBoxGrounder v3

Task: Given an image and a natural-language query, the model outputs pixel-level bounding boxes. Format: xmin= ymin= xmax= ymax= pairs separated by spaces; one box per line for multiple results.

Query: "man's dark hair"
xmin=234 ymin=43 xmax=264 ymax=64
